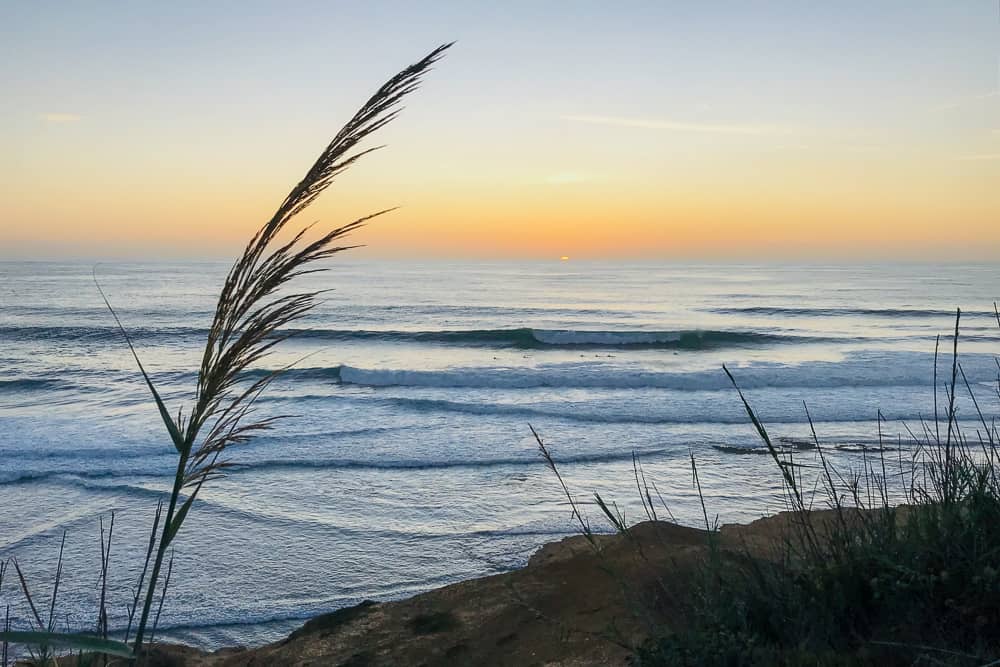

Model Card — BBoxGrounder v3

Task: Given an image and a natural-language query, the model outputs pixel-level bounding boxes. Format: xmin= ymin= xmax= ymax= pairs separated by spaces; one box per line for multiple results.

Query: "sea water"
xmin=1 ymin=260 xmax=998 ymax=648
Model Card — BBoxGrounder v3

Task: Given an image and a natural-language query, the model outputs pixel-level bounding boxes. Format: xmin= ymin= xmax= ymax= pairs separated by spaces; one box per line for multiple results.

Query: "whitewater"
xmin=1 ymin=260 xmax=998 ymax=648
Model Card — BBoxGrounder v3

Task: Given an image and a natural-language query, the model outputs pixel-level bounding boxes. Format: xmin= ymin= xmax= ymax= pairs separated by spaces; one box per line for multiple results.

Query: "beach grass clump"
xmin=537 ymin=308 xmax=1000 ymax=665
xmin=638 ymin=308 xmax=1000 ymax=665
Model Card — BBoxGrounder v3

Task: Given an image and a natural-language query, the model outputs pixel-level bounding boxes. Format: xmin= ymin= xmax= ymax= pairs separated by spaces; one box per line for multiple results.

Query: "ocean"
xmin=1 ymin=260 xmax=998 ymax=649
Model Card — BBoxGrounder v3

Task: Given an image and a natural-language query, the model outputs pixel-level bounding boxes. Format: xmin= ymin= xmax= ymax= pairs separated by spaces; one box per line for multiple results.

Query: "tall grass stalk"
xmin=1 ymin=43 xmax=450 ymax=664
xmin=113 ymin=42 xmax=451 ymax=661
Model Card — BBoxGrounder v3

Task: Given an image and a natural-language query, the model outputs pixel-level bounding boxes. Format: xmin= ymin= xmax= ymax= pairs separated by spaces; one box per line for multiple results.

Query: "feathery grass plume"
xmin=0 ymin=45 xmax=451 ymax=665
xmin=96 ymin=43 xmax=452 ymax=661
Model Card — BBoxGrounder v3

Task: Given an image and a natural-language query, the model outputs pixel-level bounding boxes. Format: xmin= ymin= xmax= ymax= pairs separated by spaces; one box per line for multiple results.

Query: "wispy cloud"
xmin=955 ymin=153 xmax=1000 ymax=161
xmin=931 ymin=90 xmax=999 ymax=112
xmin=41 ymin=112 xmax=81 ymax=123
xmin=562 ymin=114 xmax=790 ymax=135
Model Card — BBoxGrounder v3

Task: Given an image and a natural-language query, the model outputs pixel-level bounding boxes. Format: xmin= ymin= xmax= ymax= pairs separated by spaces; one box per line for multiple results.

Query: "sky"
xmin=2 ymin=1 xmax=999 ymax=260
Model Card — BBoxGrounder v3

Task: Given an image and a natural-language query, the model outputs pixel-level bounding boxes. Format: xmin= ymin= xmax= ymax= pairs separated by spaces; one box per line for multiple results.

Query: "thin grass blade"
xmin=0 ymin=631 xmax=133 ymax=658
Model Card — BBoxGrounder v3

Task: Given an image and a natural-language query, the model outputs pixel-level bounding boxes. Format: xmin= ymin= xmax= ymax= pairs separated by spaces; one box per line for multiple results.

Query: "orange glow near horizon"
xmin=6 ymin=145 xmax=996 ymax=260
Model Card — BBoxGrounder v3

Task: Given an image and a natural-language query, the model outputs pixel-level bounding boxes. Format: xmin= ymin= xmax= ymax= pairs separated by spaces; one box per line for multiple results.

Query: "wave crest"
xmin=0 ymin=325 xmax=810 ymax=350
